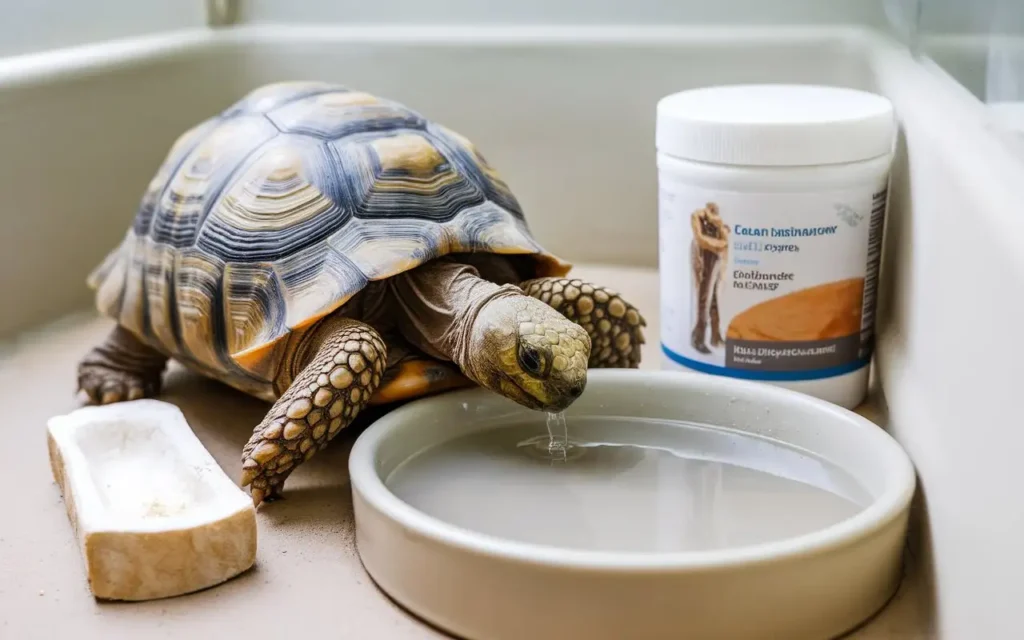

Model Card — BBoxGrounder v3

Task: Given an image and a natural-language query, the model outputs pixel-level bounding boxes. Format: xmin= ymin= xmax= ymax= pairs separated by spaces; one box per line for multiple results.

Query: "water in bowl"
xmin=384 ymin=415 xmax=870 ymax=553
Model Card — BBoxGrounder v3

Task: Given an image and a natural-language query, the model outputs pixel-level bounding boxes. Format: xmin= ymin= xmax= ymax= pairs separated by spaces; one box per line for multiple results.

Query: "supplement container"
xmin=656 ymin=84 xmax=896 ymax=408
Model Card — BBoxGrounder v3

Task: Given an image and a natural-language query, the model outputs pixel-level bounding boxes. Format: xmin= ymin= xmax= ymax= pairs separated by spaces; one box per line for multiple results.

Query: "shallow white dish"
xmin=47 ymin=399 xmax=257 ymax=601
xmin=350 ymin=369 xmax=915 ymax=640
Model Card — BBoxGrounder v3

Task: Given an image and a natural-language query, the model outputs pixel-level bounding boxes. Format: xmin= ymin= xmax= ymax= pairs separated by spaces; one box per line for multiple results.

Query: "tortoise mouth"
xmin=499 ymin=373 xmax=581 ymax=413
xmin=499 ymin=376 xmax=546 ymax=411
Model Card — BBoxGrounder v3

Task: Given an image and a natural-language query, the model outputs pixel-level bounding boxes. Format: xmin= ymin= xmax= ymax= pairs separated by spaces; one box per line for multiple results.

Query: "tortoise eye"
xmin=518 ymin=345 xmax=547 ymax=378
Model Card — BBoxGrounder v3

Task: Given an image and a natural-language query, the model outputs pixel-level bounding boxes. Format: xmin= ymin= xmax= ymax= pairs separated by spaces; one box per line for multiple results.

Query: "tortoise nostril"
xmin=570 ymin=381 xmax=585 ymax=397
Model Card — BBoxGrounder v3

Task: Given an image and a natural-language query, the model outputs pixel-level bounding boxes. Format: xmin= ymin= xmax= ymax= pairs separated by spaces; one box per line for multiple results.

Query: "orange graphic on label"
xmin=727 ymin=278 xmax=865 ymax=342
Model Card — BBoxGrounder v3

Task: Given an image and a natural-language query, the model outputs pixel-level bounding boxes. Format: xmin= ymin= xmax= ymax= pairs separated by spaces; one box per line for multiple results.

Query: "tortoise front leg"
xmin=77 ymin=326 xmax=168 ymax=403
xmin=520 ymin=277 xmax=646 ymax=368
xmin=240 ymin=318 xmax=386 ymax=506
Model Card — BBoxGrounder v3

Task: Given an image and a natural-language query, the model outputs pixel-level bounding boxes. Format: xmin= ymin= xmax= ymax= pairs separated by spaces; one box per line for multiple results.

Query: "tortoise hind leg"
xmin=240 ymin=318 xmax=387 ymax=507
xmin=520 ymin=277 xmax=647 ymax=368
xmin=77 ymin=326 xmax=168 ymax=404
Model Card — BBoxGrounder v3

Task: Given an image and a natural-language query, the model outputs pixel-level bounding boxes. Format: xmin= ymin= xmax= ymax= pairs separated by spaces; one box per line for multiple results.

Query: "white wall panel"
xmin=0 ymin=25 xmax=871 ymax=335
xmin=0 ymin=0 xmax=205 ymax=57
xmin=238 ymin=0 xmax=887 ymax=27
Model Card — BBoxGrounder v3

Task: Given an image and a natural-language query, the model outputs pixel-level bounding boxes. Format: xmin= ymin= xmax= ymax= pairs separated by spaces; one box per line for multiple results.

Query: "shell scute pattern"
xmin=222 ymin=262 xmax=287 ymax=358
xmin=88 ymin=82 xmax=565 ymax=398
xmin=174 ymin=247 xmax=228 ymax=373
xmin=329 ymin=128 xmax=493 ymax=223
xmin=267 ymin=91 xmax=428 ymax=139
xmin=221 ymin=80 xmax=340 ymax=117
xmin=128 ymin=119 xmax=219 ymax=238
xmin=151 ymin=116 xmax=279 ymax=248
xmin=143 ymin=241 xmax=179 ymax=354
xmin=273 ymin=244 xmax=368 ymax=330
xmin=422 ymin=122 xmax=522 ymax=219
xmin=196 ymin=134 xmax=351 ymax=262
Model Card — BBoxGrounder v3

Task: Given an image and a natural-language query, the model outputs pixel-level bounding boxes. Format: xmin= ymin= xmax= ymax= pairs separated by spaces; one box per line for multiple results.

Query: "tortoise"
xmin=78 ymin=81 xmax=647 ymax=506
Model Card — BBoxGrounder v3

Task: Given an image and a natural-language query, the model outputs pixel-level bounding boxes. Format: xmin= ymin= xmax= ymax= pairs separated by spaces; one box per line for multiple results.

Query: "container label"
xmin=658 ymin=178 xmax=887 ymax=381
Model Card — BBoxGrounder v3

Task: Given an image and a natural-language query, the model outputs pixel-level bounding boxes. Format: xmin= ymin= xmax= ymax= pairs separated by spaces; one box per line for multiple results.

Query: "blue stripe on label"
xmin=661 ymin=344 xmax=870 ymax=382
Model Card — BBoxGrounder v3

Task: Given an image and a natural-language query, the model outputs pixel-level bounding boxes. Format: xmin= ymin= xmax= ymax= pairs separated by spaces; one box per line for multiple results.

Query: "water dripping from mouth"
xmin=517 ymin=411 xmax=585 ymax=462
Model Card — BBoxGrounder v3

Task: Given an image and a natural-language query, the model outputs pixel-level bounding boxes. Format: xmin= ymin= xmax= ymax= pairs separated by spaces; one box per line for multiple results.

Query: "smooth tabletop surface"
xmin=0 ymin=264 xmax=932 ymax=639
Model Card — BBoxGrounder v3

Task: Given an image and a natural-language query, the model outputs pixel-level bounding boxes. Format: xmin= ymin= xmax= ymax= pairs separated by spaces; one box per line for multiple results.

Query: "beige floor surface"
xmin=0 ymin=265 xmax=930 ymax=639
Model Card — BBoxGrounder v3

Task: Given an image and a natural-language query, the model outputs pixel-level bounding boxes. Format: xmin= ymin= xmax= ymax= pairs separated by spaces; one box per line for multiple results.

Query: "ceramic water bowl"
xmin=349 ymin=369 xmax=915 ymax=640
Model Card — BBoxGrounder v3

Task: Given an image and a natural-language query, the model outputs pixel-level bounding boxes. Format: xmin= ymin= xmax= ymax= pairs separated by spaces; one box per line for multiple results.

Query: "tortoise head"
xmin=468 ymin=293 xmax=590 ymax=412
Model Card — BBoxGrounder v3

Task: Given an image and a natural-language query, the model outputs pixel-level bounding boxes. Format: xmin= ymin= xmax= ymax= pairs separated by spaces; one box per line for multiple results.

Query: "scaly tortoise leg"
xmin=520 ymin=277 xmax=646 ymax=368
xmin=240 ymin=319 xmax=386 ymax=506
xmin=77 ymin=326 xmax=168 ymax=404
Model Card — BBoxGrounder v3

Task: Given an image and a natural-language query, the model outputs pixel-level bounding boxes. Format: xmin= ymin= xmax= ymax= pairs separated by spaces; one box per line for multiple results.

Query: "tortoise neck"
xmin=388 ymin=257 xmax=519 ymax=382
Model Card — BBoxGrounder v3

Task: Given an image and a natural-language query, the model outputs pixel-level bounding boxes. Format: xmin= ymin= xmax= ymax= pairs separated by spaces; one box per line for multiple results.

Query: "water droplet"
xmin=547 ymin=412 xmax=568 ymax=451
xmin=516 ymin=412 xmax=585 ymax=462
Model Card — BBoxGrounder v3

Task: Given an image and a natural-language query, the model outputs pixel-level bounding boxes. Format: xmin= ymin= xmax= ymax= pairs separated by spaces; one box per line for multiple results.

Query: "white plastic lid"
xmin=656 ymin=84 xmax=896 ymax=166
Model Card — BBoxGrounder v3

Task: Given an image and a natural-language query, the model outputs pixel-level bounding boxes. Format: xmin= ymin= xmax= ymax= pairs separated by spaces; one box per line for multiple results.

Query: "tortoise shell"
xmin=88 ymin=81 xmax=570 ymax=401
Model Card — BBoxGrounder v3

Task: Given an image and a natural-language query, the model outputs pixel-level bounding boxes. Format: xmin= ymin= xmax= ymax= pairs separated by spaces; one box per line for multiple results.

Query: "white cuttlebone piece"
xmin=46 ymin=399 xmax=257 ymax=601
